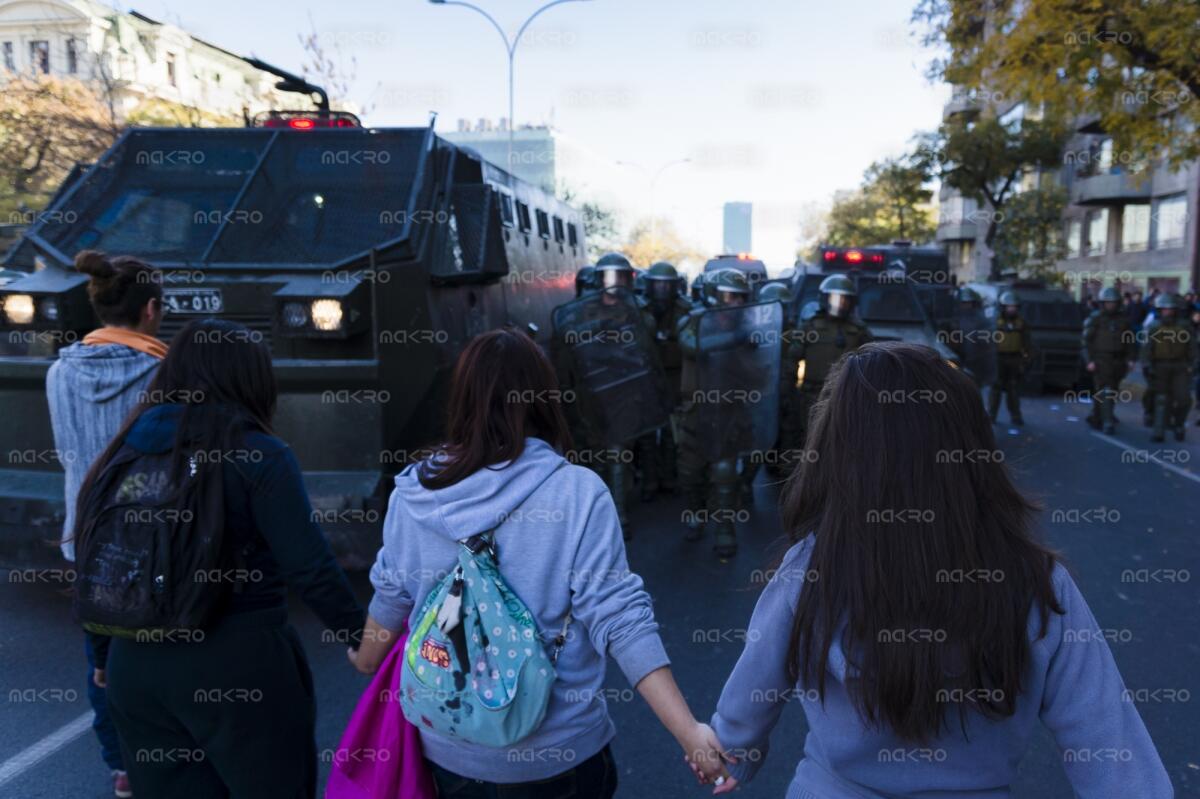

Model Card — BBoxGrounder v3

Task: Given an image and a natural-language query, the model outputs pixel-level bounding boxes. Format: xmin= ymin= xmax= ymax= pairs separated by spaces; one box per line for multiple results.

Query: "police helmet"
xmin=819 ymin=274 xmax=856 ymax=297
xmin=710 ymin=269 xmax=750 ymax=306
xmin=1098 ymin=287 xmax=1121 ymax=303
xmin=595 ymin=253 xmax=636 ymax=291
xmin=644 ymin=261 xmax=682 ymax=301
xmin=596 ymin=252 xmax=633 ymax=269
xmin=820 ymin=274 xmax=856 ymax=318
xmin=998 ymin=290 xmax=1020 ymax=307
xmin=956 ymin=286 xmax=982 ymax=304
xmin=758 ymin=282 xmax=793 ymax=304
xmin=1154 ymin=292 xmax=1184 ymax=311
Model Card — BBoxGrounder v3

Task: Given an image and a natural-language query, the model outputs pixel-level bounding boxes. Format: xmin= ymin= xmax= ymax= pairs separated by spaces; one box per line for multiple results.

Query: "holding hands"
xmin=679 ymin=721 xmax=739 ymax=794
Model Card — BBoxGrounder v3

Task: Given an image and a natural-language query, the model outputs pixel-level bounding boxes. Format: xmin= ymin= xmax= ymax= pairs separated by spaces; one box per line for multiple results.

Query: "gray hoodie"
xmin=46 ymin=342 xmax=159 ymax=561
xmin=368 ymin=437 xmax=669 ymax=782
xmin=711 ymin=537 xmax=1173 ymax=798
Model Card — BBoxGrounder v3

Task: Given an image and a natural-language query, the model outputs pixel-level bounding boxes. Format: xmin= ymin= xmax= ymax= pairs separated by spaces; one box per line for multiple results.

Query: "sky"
xmin=126 ymin=0 xmax=950 ymax=269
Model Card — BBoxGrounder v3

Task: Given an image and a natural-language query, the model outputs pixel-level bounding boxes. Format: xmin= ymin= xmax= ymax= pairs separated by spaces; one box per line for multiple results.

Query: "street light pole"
xmin=617 ymin=158 xmax=692 ymax=249
xmin=429 ymin=0 xmax=593 ymax=172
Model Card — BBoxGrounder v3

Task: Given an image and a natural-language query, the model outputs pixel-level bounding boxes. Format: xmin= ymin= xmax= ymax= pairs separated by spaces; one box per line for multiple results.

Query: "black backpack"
xmin=73 ymin=443 xmax=231 ymax=639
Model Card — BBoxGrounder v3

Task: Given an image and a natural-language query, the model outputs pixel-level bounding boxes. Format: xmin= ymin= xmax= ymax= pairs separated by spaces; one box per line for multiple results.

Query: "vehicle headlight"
xmin=38 ymin=297 xmax=59 ymax=322
xmin=310 ymin=299 xmax=344 ymax=332
xmin=3 ymin=294 xmax=35 ymax=325
xmin=281 ymin=301 xmax=310 ymax=329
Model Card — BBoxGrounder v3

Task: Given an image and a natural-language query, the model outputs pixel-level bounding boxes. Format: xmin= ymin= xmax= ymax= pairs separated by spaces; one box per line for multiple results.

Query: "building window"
xmin=2 ymin=42 xmax=14 ymax=71
xmin=552 ymin=216 xmax=565 ymax=243
xmin=1120 ymin=204 xmax=1150 ymax=252
xmin=567 ymin=223 xmax=579 ymax=248
xmin=494 ymin=190 xmax=514 ymax=227
xmin=1085 ymin=209 xmax=1108 ymax=256
xmin=166 ymin=52 xmax=177 ymax=86
xmin=1066 ymin=219 xmax=1082 ymax=258
xmin=1153 ymin=193 xmax=1187 ymax=249
xmin=65 ymin=38 xmax=78 ymax=74
xmin=30 ymin=40 xmax=49 ymax=74
xmin=536 ymin=209 xmax=550 ymax=239
xmin=516 ymin=202 xmax=531 ymax=233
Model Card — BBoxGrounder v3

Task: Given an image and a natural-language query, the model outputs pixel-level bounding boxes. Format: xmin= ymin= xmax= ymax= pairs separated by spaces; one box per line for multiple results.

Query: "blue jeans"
xmin=85 ymin=634 xmax=124 ymax=771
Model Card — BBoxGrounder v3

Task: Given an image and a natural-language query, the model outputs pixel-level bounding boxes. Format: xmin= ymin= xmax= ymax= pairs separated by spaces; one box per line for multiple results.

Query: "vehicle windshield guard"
xmin=9 ymin=127 xmax=432 ymax=270
xmin=857 ymin=281 xmax=928 ymax=323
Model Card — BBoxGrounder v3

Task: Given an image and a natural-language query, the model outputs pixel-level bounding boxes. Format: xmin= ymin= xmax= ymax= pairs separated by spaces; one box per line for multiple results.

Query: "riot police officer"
xmin=786 ymin=274 xmax=872 ymax=450
xmin=636 ymin=262 xmax=692 ymax=500
xmin=677 ymin=269 xmax=754 ymax=558
xmin=989 ymin=290 xmax=1033 ymax=426
xmin=1082 ymin=287 xmax=1136 ymax=434
xmin=947 ymin=287 xmax=995 ymax=389
xmin=1141 ymin=293 xmax=1197 ymax=442
xmin=554 ymin=253 xmax=662 ymax=536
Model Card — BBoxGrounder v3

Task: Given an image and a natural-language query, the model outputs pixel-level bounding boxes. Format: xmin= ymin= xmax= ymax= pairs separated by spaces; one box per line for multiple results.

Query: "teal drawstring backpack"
xmin=399 ymin=532 xmax=570 ymax=747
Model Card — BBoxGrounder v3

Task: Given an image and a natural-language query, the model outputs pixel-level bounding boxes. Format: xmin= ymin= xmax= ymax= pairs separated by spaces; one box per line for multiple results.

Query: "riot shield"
xmin=955 ymin=311 xmax=996 ymax=386
xmin=552 ymin=288 xmax=672 ymax=447
xmin=692 ymin=301 xmax=782 ymax=460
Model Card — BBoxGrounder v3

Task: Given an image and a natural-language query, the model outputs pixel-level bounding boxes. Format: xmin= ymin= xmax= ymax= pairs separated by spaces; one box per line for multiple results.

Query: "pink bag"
xmin=326 ymin=628 xmax=436 ymax=799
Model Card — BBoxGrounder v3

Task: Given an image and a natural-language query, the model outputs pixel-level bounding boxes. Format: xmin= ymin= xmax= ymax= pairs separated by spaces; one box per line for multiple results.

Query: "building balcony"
xmin=1070 ymin=171 xmax=1153 ymax=206
xmin=943 ymin=95 xmax=982 ymax=120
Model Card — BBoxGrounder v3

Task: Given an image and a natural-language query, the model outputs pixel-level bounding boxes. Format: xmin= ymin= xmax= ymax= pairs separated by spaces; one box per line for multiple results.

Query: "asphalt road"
xmin=2 ymin=394 xmax=1198 ymax=798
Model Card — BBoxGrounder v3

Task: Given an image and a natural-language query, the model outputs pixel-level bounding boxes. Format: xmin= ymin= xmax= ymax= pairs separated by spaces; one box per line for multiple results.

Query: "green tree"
xmin=991 ymin=184 xmax=1069 ymax=281
xmin=914 ymin=114 xmax=1070 ymax=279
xmin=914 ymin=0 xmax=1200 ymax=166
xmin=821 ymin=156 xmax=936 ymax=247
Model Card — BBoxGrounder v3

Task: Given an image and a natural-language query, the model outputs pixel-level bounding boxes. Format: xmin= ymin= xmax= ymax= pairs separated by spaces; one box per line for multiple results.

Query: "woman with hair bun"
xmin=46 ymin=249 xmax=164 ymax=799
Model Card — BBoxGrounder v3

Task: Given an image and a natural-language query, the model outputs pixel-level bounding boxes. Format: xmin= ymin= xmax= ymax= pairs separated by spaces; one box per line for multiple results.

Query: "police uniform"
xmin=1141 ymin=294 xmax=1198 ymax=442
xmin=785 ymin=275 xmax=872 ymax=451
xmin=555 ymin=253 xmax=655 ymax=535
xmin=636 ymin=262 xmax=693 ymax=500
xmin=1082 ymin=288 xmax=1135 ymax=433
xmin=989 ymin=292 xmax=1033 ymax=425
xmin=676 ymin=269 xmax=753 ymax=558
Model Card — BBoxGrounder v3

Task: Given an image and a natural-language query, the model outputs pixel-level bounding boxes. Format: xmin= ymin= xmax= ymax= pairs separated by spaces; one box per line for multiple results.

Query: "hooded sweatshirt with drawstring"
xmin=47 ymin=340 xmax=160 ymax=561
xmin=368 ymin=437 xmax=669 ymax=783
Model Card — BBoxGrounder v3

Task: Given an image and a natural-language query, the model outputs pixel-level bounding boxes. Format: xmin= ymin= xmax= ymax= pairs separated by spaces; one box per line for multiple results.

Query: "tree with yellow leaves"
xmin=915 ymin=0 xmax=1200 ymax=166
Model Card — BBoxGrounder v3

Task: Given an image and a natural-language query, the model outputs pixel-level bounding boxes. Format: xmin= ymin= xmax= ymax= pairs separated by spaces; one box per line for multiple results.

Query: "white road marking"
xmin=0 ymin=712 xmax=93 ymax=789
xmin=1091 ymin=432 xmax=1200 ymax=485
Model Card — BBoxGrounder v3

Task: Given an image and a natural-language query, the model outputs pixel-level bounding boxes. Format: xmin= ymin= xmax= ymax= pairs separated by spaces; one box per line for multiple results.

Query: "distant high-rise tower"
xmin=723 ymin=202 xmax=753 ymax=254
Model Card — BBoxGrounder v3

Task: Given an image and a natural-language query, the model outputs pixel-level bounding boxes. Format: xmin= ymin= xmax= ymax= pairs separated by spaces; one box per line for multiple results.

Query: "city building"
xmin=936 ymin=88 xmax=1198 ymax=297
xmin=723 ymin=201 xmax=753 ymax=254
xmin=0 ymin=0 xmax=291 ymax=124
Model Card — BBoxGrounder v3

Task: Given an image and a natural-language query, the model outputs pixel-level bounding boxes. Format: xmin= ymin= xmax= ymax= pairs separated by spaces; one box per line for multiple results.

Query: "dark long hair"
xmin=74 ymin=320 xmax=277 ymax=543
xmin=75 ymin=249 xmax=161 ymax=327
xmin=419 ymin=329 xmax=572 ymax=490
xmin=781 ymin=342 xmax=1063 ymax=743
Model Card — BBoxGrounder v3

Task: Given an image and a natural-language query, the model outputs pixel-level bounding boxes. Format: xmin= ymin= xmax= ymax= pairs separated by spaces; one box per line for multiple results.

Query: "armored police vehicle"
xmin=0 ymin=117 xmax=585 ymax=567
